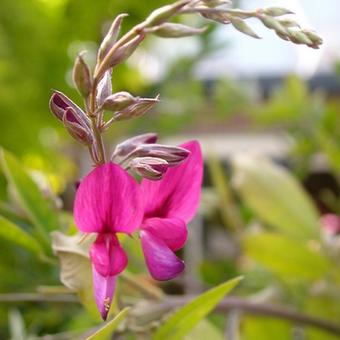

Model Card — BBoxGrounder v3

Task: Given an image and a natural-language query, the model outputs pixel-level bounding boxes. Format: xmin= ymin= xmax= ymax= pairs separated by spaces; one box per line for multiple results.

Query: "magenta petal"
xmin=92 ymin=264 xmax=116 ymax=320
xmin=74 ymin=162 xmax=143 ymax=234
xmin=90 ymin=234 xmax=128 ymax=277
xmin=142 ymin=217 xmax=187 ymax=251
xmin=140 ymin=230 xmax=185 ymax=281
xmin=141 ymin=140 xmax=203 ymax=223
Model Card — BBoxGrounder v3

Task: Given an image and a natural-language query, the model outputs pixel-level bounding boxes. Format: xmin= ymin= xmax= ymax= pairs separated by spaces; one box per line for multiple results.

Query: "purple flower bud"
xmin=149 ymin=23 xmax=207 ymax=38
xmin=102 ymin=91 xmax=135 ymax=111
xmin=62 ymin=108 xmax=93 ymax=145
xmin=112 ymin=133 xmax=158 ymax=160
xmin=133 ymin=143 xmax=190 ymax=166
xmin=96 ymin=71 xmax=112 ymax=107
xmin=97 ymin=13 xmax=128 ymax=63
xmin=321 ymin=214 xmax=340 ymax=236
xmin=73 ymin=52 xmax=92 ymax=98
xmin=130 ymin=157 xmax=169 ymax=180
xmin=114 ymin=95 xmax=159 ymax=121
xmin=49 ymin=91 xmax=90 ymax=128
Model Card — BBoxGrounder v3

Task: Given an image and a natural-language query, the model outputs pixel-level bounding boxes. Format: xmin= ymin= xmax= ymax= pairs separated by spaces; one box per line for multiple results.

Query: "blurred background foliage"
xmin=0 ymin=0 xmax=340 ymax=339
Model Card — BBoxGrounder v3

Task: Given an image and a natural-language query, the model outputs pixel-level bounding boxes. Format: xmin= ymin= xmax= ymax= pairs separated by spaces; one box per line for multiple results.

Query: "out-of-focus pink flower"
xmin=139 ymin=140 xmax=203 ymax=280
xmin=74 ymin=163 xmax=143 ymax=320
xmin=320 ymin=214 xmax=340 ymax=236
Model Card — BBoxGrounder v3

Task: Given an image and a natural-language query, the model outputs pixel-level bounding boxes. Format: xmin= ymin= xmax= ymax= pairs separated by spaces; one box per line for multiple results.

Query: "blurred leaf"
xmin=232 ymin=154 xmax=320 ymax=240
xmin=8 ymin=309 xmax=26 ymax=340
xmin=0 ymin=149 xmax=59 ymax=248
xmin=185 ymin=319 xmax=223 ymax=340
xmin=0 ymin=214 xmax=44 ymax=257
xmin=241 ymin=316 xmax=291 ymax=340
xmin=85 ymin=307 xmax=130 ymax=340
xmin=153 ymin=276 xmax=242 ymax=340
xmin=244 ymin=232 xmax=331 ymax=281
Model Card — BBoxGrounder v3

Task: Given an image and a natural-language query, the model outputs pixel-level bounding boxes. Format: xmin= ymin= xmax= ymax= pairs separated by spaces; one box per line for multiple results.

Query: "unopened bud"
xmin=260 ymin=15 xmax=288 ymax=36
xmin=98 ymin=14 xmax=128 ymax=63
xmin=96 ymin=70 xmax=112 ymax=107
xmin=230 ymin=17 xmax=260 ymax=39
xmin=150 ymin=23 xmax=207 ymax=38
xmin=302 ymin=30 xmax=323 ymax=48
xmin=263 ymin=7 xmax=293 ymax=17
xmin=287 ymin=29 xmax=313 ymax=46
xmin=130 ymin=157 xmax=169 ymax=180
xmin=114 ymin=95 xmax=159 ymax=121
xmin=109 ymin=34 xmax=145 ymax=68
xmin=200 ymin=0 xmax=231 ymax=8
xmin=62 ymin=108 xmax=93 ymax=145
xmin=278 ymin=19 xmax=300 ymax=28
xmin=200 ymin=11 xmax=231 ymax=24
xmin=49 ymin=91 xmax=90 ymax=127
xmin=73 ymin=52 xmax=92 ymax=98
xmin=134 ymin=144 xmax=190 ymax=166
xmin=146 ymin=0 xmax=190 ymax=26
xmin=112 ymin=133 xmax=158 ymax=160
xmin=102 ymin=91 xmax=135 ymax=111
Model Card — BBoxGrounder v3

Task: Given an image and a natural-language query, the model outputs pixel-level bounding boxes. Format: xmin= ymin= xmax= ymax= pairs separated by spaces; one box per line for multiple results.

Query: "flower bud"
xmin=97 ymin=14 xmax=128 ymax=63
xmin=230 ymin=17 xmax=260 ymax=39
xmin=278 ymin=19 xmax=300 ymax=28
xmin=263 ymin=7 xmax=293 ymax=17
xmin=146 ymin=0 xmax=190 ymax=26
xmin=114 ymin=95 xmax=159 ymax=121
xmin=49 ymin=91 xmax=90 ymax=127
xmin=133 ymin=144 xmax=190 ymax=166
xmin=302 ymin=30 xmax=323 ymax=49
xmin=112 ymin=133 xmax=158 ymax=160
xmin=102 ymin=91 xmax=135 ymax=111
xmin=287 ymin=29 xmax=313 ymax=46
xmin=72 ymin=52 xmax=92 ymax=98
xmin=150 ymin=23 xmax=207 ymax=38
xmin=130 ymin=157 xmax=169 ymax=180
xmin=108 ymin=34 xmax=145 ymax=68
xmin=62 ymin=108 xmax=93 ymax=145
xmin=260 ymin=15 xmax=288 ymax=36
xmin=200 ymin=11 xmax=231 ymax=24
xmin=96 ymin=71 xmax=112 ymax=107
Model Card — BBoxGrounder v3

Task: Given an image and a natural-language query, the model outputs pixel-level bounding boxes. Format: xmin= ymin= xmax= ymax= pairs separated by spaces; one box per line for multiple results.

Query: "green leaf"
xmin=85 ymin=307 xmax=130 ymax=340
xmin=185 ymin=319 xmax=224 ymax=340
xmin=244 ymin=232 xmax=331 ymax=281
xmin=232 ymin=155 xmax=320 ymax=240
xmin=153 ymin=276 xmax=243 ymax=340
xmin=0 ymin=214 xmax=44 ymax=257
xmin=0 ymin=149 xmax=59 ymax=247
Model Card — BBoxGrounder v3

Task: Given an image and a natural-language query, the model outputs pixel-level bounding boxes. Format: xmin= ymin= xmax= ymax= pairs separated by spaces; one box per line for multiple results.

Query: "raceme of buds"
xmin=102 ymin=91 xmax=135 ymax=111
xmin=72 ymin=52 xmax=92 ymax=98
xmin=97 ymin=13 xmax=128 ymax=63
xmin=112 ymin=133 xmax=158 ymax=160
xmin=62 ymin=108 xmax=93 ymax=145
xmin=49 ymin=91 xmax=90 ymax=128
xmin=114 ymin=95 xmax=159 ymax=121
xmin=130 ymin=157 xmax=169 ymax=180
xmin=96 ymin=71 xmax=112 ymax=107
xmin=149 ymin=23 xmax=207 ymax=38
xmin=131 ymin=143 xmax=190 ymax=166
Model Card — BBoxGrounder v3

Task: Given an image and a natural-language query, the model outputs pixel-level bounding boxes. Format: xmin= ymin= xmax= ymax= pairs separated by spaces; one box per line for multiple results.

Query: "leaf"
xmin=0 ymin=149 xmax=59 ymax=247
xmin=85 ymin=307 xmax=130 ymax=340
xmin=0 ymin=214 xmax=44 ymax=257
xmin=153 ymin=276 xmax=243 ymax=340
xmin=185 ymin=319 xmax=224 ymax=340
xmin=232 ymin=154 xmax=320 ymax=240
xmin=244 ymin=232 xmax=331 ymax=281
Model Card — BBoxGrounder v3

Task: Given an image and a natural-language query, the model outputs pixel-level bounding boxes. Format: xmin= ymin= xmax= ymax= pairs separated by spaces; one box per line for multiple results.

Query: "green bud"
xmin=72 ymin=52 xmax=92 ymax=98
xmin=230 ymin=17 xmax=260 ymax=39
xmin=288 ymin=29 xmax=313 ymax=45
xmin=146 ymin=0 xmax=190 ymax=26
xmin=263 ymin=7 xmax=293 ymax=17
xmin=150 ymin=23 xmax=207 ymax=38
xmin=260 ymin=15 xmax=288 ymax=36
xmin=278 ymin=19 xmax=300 ymax=28
xmin=302 ymin=30 xmax=323 ymax=47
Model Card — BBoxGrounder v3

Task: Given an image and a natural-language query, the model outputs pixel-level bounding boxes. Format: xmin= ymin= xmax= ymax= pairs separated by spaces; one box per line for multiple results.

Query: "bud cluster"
xmin=48 ymin=0 xmax=323 ymax=168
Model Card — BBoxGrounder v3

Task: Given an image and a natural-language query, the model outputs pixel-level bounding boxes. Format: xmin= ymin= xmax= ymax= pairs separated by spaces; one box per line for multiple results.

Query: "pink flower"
xmin=320 ymin=214 xmax=340 ymax=236
xmin=139 ymin=141 xmax=203 ymax=280
xmin=74 ymin=163 xmax=143 ymax=320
